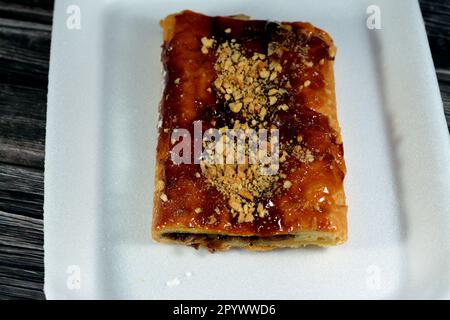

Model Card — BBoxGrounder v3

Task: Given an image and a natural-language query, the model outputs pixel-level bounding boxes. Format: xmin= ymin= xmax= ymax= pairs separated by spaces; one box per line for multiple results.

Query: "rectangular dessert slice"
xmin=152 ymin=10 xmax=347 ymax=251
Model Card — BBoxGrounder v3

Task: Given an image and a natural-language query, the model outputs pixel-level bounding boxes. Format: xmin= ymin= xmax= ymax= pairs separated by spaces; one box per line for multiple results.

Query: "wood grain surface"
xmin=0 ymin=0 xmax=449 ymax=299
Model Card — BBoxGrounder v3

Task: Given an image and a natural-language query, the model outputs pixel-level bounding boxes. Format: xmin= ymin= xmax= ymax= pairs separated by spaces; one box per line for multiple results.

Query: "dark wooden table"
xmin=0 ymin=0 xmax=449 ymax=300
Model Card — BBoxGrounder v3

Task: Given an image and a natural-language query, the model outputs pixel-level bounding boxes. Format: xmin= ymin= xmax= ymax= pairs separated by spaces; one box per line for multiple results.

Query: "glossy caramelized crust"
xmin=152 ymin=10 xmax=347 ymax=251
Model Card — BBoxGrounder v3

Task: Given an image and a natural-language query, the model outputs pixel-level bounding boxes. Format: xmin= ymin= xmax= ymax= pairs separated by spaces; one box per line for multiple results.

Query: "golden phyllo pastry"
xmin=152 ymin=10 xmax=347 ymax=251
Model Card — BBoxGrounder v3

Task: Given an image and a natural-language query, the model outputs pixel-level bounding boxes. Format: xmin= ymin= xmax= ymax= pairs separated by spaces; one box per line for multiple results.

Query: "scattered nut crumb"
xmin=156 ymin=180 xmax=165 ymax=192
xmin=279 ymin=104 xmax=289 ymax=111
xmin=257 ymin=203 xmax=267 ymax=217
xmin=328 ymin=46 xmax=336 ymax=58
xmin=160 ymin=193 xmax=168 ymax=202
xmin=239 ymin=189 xmax=254 ymax=201
xmin=283 ymin=180 xmax=292 ymax=189
xmin=228 ymin=196 xmax=242 ymax=212
xmin=259 ymin=69 xmax=270 ymax=79
xmin=201 ymin=37 xmax=216 ymax=54
xmin=269 ymin=96 xmax=277 ymax=105
xmin=229 ymin=102 xmax=243 ymax=113
xmin=207 ymin=215 xmax=217 ymax=224
xmin=293 ymin=146 xmax=315 ymax=163
xmin=268 ymin=88 xmax=278 ymax=96
xmin=259 ymin=107 xmax=267 ymax=120
xmin=194 ymin=207 xmax=203 ymax=214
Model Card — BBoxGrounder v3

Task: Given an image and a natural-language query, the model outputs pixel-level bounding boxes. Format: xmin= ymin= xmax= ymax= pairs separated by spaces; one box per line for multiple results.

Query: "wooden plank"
xmin=0 ymin=0 xmax=53 ymax=25
xmin=0 ymin=245 xmax=43 ymax=269
xmin=436 ymin=69 xmax=450 ymax=131
xmin=0 ymin=284 xmax=45 ymax=300
xmin=0 ymin=210 xmax=44 ymax=299
xmin=0 ymin=0 xmax=51 ymax=299
xmin=0 ymin=21 xmax=51 ymax=89
xmin=0 ymin=164 xmax=44 ymax=196
xmin=0 ymin=164 xmax=44 ymax=219
xmin=419 ymin=0 xmax=450 ymax=71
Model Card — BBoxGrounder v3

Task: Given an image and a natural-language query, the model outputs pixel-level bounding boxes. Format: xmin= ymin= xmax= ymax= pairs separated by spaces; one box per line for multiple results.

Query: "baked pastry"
xmin=152 ymin=10 xmax=347 ymax=251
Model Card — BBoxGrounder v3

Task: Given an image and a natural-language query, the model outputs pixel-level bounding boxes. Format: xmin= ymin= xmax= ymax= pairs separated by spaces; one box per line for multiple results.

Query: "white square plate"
xmin=45 ymin=0 xmax=450 ymax=299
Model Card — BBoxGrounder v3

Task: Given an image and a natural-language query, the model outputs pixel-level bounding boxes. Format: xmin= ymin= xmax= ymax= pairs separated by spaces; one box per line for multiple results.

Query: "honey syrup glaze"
xmin=154 ymin=11 xmax=346 ymax=237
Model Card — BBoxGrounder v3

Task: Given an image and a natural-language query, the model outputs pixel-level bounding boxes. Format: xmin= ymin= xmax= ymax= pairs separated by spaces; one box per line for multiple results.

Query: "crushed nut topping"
xmin=293 ymin=145 xmax=315 ymax=163
xmin=212 ymin=40 xmax=285 ymax=123
xmin=197 ymin=35 xmax=315 ymax=223
xmin=200 ymin=126 xmax=279 ymax=223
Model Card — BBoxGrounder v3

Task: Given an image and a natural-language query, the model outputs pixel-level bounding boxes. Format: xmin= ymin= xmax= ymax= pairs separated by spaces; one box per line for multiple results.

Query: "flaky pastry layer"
xmin=152 ymin=10 xmax=347 ymax=251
